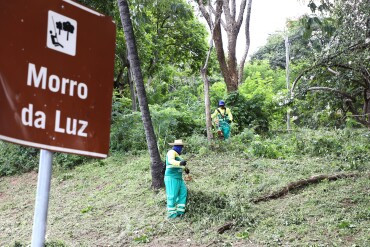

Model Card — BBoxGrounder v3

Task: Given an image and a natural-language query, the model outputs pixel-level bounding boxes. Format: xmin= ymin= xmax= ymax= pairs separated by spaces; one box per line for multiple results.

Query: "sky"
xmin=244 ymin=0 xmax=309 ymax=59
xmin=195 ymin=0 xmax=310 ymax=61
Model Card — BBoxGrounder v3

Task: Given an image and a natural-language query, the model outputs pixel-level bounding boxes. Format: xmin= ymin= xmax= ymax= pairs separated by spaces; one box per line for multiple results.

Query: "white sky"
xmin=194 ymin=0 xmax=310 ymax=61
xmin=244 ymin=0 xmax=309 ymax=60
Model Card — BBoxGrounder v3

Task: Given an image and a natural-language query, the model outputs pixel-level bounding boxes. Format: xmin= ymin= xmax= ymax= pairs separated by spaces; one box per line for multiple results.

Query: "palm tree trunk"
xmin=117 ymin=0 xmax=164 ymax=189
xmin=128 ymin=66 xmax=138 ymax=111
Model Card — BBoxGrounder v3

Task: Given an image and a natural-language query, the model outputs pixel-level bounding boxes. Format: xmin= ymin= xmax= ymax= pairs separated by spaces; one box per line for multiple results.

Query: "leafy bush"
xmin=250 ymin=138 xmax=281 ymax=159
xmin=110 ymin=111 xmax=147 ymax=152
xmin=0 ymin=142 xmax=39 ymax=176
xmin=226 ymin=92 xmax=269 ymax=133
xmin=54 ymin=153 xmax=91 ymax=169
xmin=206 ymin=128 xmax=370 ymax=169
xmin=110 ymin=105 xmax=201 ymax=153
xmin=184 ymin=134 xmax=209 ymax=155
xmin=0 ymin=140 xmax=95 ymax=176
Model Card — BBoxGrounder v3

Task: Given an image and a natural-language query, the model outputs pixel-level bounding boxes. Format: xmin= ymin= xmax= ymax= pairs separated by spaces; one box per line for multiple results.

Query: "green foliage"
xmin=226 ymin=92 xmax=269 ymax=133
xmin=54 ymin=153 xmax=91 ymax=170
xmin=0 ymin=141 xmax=94 ymax=177
xmin=45 ymin=241 xmax=67 ymax=247
xmin=12 ymin=241 xmax=23 ymax=247
xmin=111 ymin=89 xmax=132 ymax=117
xmin=294 ymin=1 xmax=369 ymax=128
xmin=129 ymin=0 xmax=208 ymax=76
xmin=81 ymin=205 xmax=94 ymax=214
xmin=110 ymin=105 xmax=201 ymax=153
xmin=240 ymin=61 xmax=287 ymax=129
xmin=209 ymin=81 xmax=227 ymax=106
xmin=0 ymin=142 xmax=38 ymax=176
xmin=110 ymin=111 xmax=147 ymax=152
xmin=133 ymin=234 xmax=150 ymax=243
xmin=226 ymin=128 xmax=370 ymax=169
xmin=184 ymin=134 xmax=209 ymax=155
xmin=242 ymin=61 xmax=285 ymax=94
xmin=150 ymin=105 xmax=200 ymax=152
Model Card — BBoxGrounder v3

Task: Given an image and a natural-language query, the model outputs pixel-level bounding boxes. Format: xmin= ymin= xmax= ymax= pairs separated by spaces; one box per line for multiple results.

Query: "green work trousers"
xmin=219 ymin=120 xmax=231 ymax=139
xmin=164 ymin=176 xmax=187 ymax=218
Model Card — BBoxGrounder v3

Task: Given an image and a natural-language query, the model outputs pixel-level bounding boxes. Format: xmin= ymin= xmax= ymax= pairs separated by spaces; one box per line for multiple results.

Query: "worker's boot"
xmin=217 ymin=130 xmax=223 ymax=139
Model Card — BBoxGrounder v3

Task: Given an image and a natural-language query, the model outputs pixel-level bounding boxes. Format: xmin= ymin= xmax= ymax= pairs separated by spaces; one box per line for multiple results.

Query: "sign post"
xmin=31 ymin=150 xmax=53 ymax=247
xmin=0 ymin=0 xmax=116 ymax=245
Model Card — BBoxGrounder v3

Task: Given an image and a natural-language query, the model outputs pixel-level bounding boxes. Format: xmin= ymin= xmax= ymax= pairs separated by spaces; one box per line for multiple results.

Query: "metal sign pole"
xmin=31 ymin=149 xmax=53 ymax=247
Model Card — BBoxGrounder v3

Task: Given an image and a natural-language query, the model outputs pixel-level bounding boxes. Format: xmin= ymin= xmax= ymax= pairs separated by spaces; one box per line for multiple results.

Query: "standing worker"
xmin=164 ymin=139 xmax=189 ymax=219
xmin=211 ymin=100 xmax=233 ymax=140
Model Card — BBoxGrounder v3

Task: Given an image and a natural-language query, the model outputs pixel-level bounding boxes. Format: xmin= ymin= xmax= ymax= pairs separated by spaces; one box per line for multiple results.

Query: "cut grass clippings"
xmin=0 ymin=149 xmax=369 ymax=246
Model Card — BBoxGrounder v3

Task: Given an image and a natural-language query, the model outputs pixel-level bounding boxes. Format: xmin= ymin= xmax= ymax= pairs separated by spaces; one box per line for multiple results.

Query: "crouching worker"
xmin=164 ymin=139 xmax=189 ymax=219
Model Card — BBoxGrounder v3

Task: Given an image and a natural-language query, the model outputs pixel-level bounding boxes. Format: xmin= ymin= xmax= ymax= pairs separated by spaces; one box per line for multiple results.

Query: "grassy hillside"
xmin=0 ymin=145 xmax=369 ymax=246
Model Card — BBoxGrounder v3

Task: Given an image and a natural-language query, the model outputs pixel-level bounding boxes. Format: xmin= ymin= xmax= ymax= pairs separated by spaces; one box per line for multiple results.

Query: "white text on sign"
xmin=27 ymin=63 xmax=88 ymax=99
xmin=21 ymin=63 xmax=89 ymax=137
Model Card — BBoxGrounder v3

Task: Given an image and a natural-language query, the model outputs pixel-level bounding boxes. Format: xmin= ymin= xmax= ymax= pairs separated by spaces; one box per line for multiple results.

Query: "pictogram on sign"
xmin=47 ymin=10 xmax=77 ymax=56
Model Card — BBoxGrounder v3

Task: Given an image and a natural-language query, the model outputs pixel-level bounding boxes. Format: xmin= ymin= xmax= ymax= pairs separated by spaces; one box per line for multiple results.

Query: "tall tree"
xmin=200 ymin=1 xmax=222 ymax=141
xmin=196 ymin=0 xmax=253 ymax=92
xmin=130 ymin=0 xmax=208 ymax=78
xmin=117 ymin=0 xmax=164 ymax=188
xmin=290 ymin=0 xmax=370 ymax=128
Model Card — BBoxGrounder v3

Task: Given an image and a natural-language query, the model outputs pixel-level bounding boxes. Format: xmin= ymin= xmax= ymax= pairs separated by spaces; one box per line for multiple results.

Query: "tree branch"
xmin=237 ymin=0 xmax=252 ymax=85
xmin=291 ymin=41 xmax=369 ymax=95
xmin=196 ymin=0 xmax=212 ymax=29
xmin=361 ymin=67 xmax=370 ymax=88
xmin=345 ymin=99 xmax=370 ymax=127
xmin=209 ymin=4 xmax=227 ymax=30
xmin=236 ymin=0 xmax=248 ymax=30
xmin=290 ymin=68 xmax=312 ymax=96
xmin=306 ymin=87 xmax=356 ymax=101
xmin=230 ymin=0 xmax=236 ymax=19
xmin=222 ymin=0 xmax=233 ymax=30
xmin=160 ymin=15 xmax=171 ymax=29
xmin=327 ymin=67 xmax=340 ymax=76
xmin=252 ymin=173 xmax=360 ymax=203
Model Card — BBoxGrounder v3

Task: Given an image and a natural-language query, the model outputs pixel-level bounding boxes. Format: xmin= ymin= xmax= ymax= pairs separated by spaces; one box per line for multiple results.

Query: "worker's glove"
xmin=180 ymin=160 xmax=187 ymax=166
xmin=185 ymin=168 xmax=190 ymax=174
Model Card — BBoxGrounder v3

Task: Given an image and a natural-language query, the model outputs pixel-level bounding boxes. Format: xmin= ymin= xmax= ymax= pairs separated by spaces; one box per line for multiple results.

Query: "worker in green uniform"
xmin=211 ymin=100 xmax=233 ymax=140
xmin=164 ymin=139 xmax=189 ymax=219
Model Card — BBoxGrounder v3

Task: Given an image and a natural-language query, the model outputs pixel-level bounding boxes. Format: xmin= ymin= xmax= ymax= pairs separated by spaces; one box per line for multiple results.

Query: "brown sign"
xmin=0 ymin=0 xmax=116 ymax=158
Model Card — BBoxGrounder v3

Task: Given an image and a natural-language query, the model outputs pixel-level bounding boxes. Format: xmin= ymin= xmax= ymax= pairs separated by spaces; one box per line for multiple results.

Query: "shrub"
xmin=110 ymin=105 xmax=201 ymax=154
xmin=184 ymin=134 xmax=209 ymax=155
xmin=110 ymin=111 xmax=147 ymax=152
xmin=0 ymin=142 xmax=39 ymax=176
xmin=54 ymin=153 xmax=91 ymax=169
xmin=196 ymin=128 xmax=370 ymax=167
xmin=226 ymin=92 xmax=269 ymax=134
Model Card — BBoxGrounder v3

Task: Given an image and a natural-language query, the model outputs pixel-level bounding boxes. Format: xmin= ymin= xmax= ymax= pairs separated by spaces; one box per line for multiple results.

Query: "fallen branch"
xmin=252 ymin=173 xmax=359 ymax=203
xmin=217 ymin=222 xmax=233 ymax=234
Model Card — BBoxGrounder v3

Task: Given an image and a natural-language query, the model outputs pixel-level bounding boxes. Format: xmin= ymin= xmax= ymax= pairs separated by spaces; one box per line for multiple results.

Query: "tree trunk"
xmin=364 ymin=90 xmax=370 ymax=127
xmin=238 ymin=0 xmax=252 ymax=85
xmin=201 ymin=67 xmax=213 ymax=141
xmin=196 ymin=0 xmax=253 ymax=93
xmin=117 ymin=0 xmax=164 ymax=189
xmin=127 ymin=67 xmax=137 ymax=111
xmin=285 ymin=36 xmax=291 ymax=131
xmin=114 ymin=68 xmax=124 ymax=89
xmin=212 ymin=10 xmax=234 ymax=92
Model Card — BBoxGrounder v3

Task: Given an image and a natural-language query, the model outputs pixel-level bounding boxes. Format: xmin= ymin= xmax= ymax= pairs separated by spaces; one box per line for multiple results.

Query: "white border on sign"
xmin=0 ymin=135 xmax=107 ymax=158
xmin=62 ymin=0 xmax=103 ymax=16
